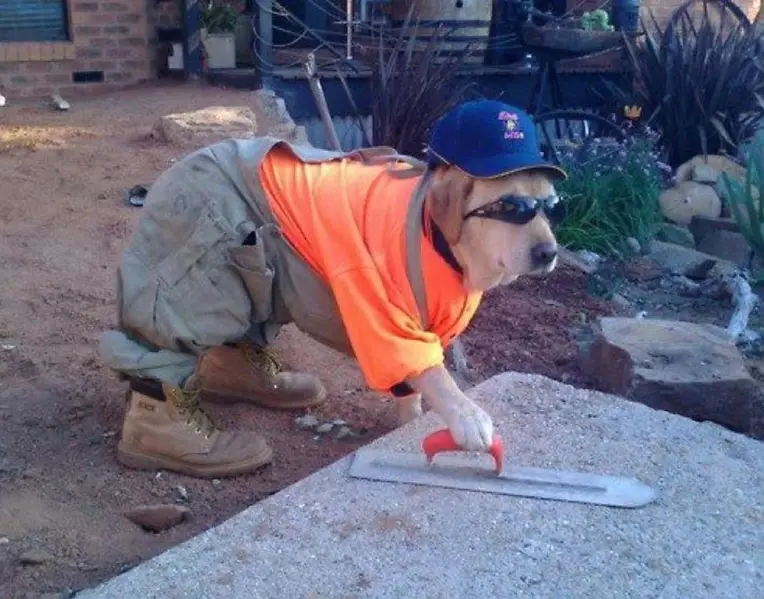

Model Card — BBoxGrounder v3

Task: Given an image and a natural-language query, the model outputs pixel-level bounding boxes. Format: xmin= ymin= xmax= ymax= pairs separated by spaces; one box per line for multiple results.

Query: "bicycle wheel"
xmin=534 ymin=110 xmax=628 ymax=165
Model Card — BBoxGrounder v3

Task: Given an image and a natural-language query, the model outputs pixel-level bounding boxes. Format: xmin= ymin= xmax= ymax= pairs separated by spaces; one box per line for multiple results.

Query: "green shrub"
xmin=201 ymin=1 xmax=238 ymax=34
xmin=720 ymin=129 xmax=764 ymax=277
xmin=624 ymin=0 xmax=764 ymax=168
xmin=555 ymin=130 xmax=667 ymax=255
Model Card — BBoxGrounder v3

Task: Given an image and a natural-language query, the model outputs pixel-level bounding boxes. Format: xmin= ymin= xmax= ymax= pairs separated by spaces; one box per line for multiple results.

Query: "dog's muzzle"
xmin=531 ymin=242 xmax=558 ymax=270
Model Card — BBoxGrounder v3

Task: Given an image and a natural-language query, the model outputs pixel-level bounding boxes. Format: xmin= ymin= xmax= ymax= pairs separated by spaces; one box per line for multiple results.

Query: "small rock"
xmin=625 ymin=237 xmax=641 ymax=254
xmin=656 ymin=223 xmax=695 ymax=248
xmin=51 ymin=94 xmax=70 ymax=111
xmin=125 ymin=504 xmax=191 ymax=533
xmin=315 ymin=423 xmax=334 ymax=434
xmin=295 ymin=414 xmax=320 ymax=430
xmin=673 ymin=275 xmax=703 ymax=297
xmin=332 ymin=419 xmax=348 ymax=427
xmin=558 ymin=247 xmax=597 ymax=273
xmin=577 ymin=249 xmax=602 ymax=270
xmin=648 ymin=241 xmax=720 ymax=279
xmin=691 ymin=163 xmax=720 ymax=184
xmin=212 ymin=478 xmax=222 ymax=489
xmin=176 ymin=485 xmax=189 ymax=502
xmin=0 ymin=536 xmax=9 ymax=545
xmin=19 ymin=549 xmax=52 ymax=566
xmin=543 ymin=299 xmax=565 ymax=308
xmin=336 ymin=426 xmax=354 ymax=440
xmin=0 ymin=93 xmax=6 ymax=107
xmin=611 ymin=293 xmax=632 ymax=313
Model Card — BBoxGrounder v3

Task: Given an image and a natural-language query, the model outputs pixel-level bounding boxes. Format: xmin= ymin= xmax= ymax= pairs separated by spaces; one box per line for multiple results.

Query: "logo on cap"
xmin=498 ymin=111 xmax=525 ymax=141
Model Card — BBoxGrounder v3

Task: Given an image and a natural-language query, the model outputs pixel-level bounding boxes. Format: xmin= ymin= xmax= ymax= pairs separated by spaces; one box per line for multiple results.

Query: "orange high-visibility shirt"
xmin=259 ymin=145 xmax=482 ymax=392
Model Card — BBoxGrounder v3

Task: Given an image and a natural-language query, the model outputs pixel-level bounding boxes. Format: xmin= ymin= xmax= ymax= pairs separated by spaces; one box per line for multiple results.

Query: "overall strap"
xmin=404 ymin=169 xmax=433 ymax=331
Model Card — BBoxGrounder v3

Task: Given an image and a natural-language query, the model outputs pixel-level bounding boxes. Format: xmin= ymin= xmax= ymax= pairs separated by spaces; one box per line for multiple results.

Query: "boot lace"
xmin=242 ymin=344 xmax=283 ymax=378
xmin=169 ymin=384 xmax=220 ymax=438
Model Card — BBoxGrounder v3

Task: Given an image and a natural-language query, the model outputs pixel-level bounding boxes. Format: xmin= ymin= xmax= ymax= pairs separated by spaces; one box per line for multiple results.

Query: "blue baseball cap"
xmin=425 ymin=100 xmax=567 ymax=181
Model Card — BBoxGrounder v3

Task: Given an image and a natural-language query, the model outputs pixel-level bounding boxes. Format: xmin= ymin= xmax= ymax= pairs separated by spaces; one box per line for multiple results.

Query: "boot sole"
xmin=116 ymin=444 xmax=274 ymax=479
xmin=201 ymin=385 xmax=328 ymax=411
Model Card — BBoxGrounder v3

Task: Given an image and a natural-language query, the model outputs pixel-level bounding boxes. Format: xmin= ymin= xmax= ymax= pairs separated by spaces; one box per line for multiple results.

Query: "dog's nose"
xmin=531 ymin=242 xmax=558 ymax=267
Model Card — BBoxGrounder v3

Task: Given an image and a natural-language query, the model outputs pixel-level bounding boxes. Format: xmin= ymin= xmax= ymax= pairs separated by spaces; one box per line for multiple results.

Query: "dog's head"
xmin=426 ymin=165 xmax=562 ymax=292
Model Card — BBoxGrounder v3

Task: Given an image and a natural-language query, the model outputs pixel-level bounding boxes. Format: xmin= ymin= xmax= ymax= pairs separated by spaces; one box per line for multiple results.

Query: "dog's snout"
xmin=531 ymin=242 xmax=558 ymax=267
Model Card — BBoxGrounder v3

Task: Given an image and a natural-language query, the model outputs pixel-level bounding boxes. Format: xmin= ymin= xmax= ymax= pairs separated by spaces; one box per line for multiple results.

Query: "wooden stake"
xmin=305 ymin=53 xmax=342 ymax=151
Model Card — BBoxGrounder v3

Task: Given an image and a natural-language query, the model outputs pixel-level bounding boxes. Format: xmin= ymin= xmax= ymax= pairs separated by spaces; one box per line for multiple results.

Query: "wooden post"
xmin=305 ymin=53 xmax=343 ymax=151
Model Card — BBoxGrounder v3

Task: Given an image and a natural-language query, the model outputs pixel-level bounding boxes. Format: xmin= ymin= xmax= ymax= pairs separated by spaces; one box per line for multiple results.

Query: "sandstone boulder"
xmin=655 ymin=222 xmax=695 ymax=248
xmin=689 ymin=216 xmax=754 ymax=266
xmin=659 ymin=181 xmax=722 ymax=225
xmin=648 ymin=240 xmax=723 ymax=279
xmin=151 ymin=91 xmax=308 ymax=147
xmin=581 ymin=317 xmax=763 ymax=439
xmin=675 ymin=154 xmax=747 ymax=187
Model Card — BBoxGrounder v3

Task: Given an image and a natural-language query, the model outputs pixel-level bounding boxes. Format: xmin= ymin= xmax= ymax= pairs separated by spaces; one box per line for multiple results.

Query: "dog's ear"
xmin=426 ymin=167 xmax=475 ymax=245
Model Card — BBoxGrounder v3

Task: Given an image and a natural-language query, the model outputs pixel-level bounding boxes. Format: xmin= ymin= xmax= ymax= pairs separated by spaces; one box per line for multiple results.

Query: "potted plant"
xmin=200 ymin=1 xmax=238 ymax=69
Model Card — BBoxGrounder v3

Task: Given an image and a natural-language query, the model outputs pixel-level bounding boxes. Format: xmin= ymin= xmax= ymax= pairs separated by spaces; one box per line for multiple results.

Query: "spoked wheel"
xmin=533 ymin=110 xmax=628 ymax=165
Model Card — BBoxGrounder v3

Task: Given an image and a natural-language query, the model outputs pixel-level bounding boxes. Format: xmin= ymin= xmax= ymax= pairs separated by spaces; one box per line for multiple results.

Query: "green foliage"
xmin=357 ymin=6 xmax=477 ymax=156
xmin=554 ymin=131 xmax=666 ymax=255
xmin=201 ymin=1 xmax=238 ymax=34
xmin=581 ymin=9 xmax=614 ymax=31
xmin=623 ymin=0 xmax=764 ymax=168
xmin=720 ymin=129 xmax=764 ymax=275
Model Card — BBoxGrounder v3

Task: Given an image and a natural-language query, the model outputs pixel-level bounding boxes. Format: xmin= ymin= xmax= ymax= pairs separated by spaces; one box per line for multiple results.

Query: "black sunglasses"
xmin=463 ymin=194 xmax=565 ymax=226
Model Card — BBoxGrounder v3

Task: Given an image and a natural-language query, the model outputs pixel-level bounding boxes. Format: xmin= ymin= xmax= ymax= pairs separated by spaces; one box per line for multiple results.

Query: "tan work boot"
xmin=197 ymin=344 xmax=327 ymax=410
xmin=116 ymin=376 xmax=273 ymax=479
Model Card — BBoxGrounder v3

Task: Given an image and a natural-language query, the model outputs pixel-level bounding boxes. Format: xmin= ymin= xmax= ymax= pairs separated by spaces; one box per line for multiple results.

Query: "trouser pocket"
xmin=227 ymin=225 xmax=276 ymax=325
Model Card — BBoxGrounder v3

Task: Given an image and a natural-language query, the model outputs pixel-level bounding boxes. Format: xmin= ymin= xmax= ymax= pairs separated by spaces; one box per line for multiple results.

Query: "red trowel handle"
xmin=422 ymin=428 xmax=504 ymax=474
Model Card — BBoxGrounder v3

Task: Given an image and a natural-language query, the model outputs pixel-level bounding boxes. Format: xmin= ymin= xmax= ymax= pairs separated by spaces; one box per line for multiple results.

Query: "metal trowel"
xmin=349 ymin=429 xmax=658 ymax=509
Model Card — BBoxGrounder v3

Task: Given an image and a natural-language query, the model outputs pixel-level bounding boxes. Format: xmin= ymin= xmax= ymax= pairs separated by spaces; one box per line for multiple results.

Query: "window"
xmin=0 ymin=0 xmax=69 ymax=43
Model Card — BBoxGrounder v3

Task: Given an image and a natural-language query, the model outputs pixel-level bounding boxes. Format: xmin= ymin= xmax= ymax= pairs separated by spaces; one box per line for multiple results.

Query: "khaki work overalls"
xmin=99 ymin=137 xmax=434 ymax=387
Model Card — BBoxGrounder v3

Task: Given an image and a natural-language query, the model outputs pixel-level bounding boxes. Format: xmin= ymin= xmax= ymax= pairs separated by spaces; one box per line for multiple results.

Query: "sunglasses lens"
xmin=500 ymin=198 xmax=535 ymax=224
xmin=546 ymin=199 xmax=566 ymax=225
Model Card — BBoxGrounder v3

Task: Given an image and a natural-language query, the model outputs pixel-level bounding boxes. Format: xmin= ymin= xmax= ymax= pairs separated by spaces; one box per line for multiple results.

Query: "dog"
xmin=100 ymin=99 xmax=566 ymax=478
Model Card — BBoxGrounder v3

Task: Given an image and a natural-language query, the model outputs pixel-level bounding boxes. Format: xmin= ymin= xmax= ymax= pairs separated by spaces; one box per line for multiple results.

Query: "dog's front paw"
xmin=445 ymin=400 xmax=494 ymax=452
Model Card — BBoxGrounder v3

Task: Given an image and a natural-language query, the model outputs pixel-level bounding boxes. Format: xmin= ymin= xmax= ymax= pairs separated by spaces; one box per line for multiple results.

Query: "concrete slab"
xmin=78 ymin=373 xmax=763 ymax=598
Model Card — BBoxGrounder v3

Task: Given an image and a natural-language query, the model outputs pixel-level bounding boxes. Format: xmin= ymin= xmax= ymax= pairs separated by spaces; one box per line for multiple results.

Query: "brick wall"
xmin=0 ymin=0 xmax=182 ymax=100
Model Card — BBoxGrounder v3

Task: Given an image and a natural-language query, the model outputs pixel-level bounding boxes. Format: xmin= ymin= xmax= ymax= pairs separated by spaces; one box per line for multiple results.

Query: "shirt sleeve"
xmin=328 ymin=266 xmax=444 ymax=392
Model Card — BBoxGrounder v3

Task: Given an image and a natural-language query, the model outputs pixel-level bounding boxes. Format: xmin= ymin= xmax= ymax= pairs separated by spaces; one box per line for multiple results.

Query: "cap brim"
xmin=459 ymin=153 xmax=568 ymax=181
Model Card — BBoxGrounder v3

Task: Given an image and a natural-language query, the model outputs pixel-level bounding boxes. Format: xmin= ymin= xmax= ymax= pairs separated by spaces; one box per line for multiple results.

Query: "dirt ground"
xmin=0 ymin=81 xmax=723 ymax=598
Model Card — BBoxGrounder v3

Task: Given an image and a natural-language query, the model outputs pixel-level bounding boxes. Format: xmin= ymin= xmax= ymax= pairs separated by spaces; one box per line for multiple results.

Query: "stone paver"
xmin=78 ymin=373 xmax=764 ymax=599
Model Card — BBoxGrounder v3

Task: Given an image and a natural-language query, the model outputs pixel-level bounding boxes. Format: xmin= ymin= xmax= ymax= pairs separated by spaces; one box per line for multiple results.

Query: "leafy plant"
xmin=554 ymin=129 xmax=666 ymax=255
xmin=720 ymin=129 xmax=764 ymax=276
xmin=356 ymin=6 xmax=478 ymax=156
xmin=623 ymin=0 xmax=764 ymax=168
xmin=581 ymin=9 xmax=614 ymax=31
xmin=201 ymin=1 xmax=238 ymax=34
